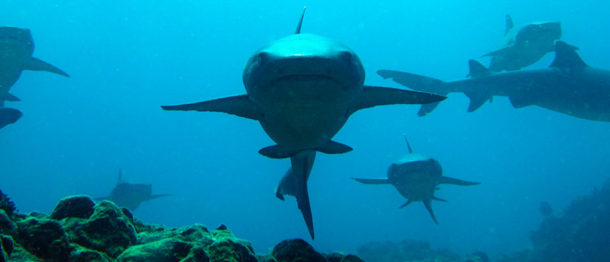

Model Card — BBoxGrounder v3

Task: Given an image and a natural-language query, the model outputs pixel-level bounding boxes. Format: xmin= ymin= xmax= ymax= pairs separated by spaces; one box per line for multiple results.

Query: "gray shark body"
xmin=0 ymin=27 xmax=69 ymax=106
xmin=379 ymin=41 xmax=610 ymax=121
xmin=484 ymin=15 xmax=561 ymax=72
xmin=354 ymin=139 xmax=479 ymax=223
xmin=161 ymin=9 xmax=444 ymax=238
xmin=95 ymin=170 xmax=170 ymax=211
xmin=0 ymin=107 xmax=22 ymax=129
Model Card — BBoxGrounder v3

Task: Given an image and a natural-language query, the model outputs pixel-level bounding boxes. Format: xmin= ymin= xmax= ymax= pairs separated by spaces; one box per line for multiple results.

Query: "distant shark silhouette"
xmin=0 ymin=107 xmax=22 ymax=129
xmin=484 ymin=14 xmax=561 ymax=72
xmin=161 ymin=8 xmax=444 ymax=238
xmin=353 ymin=137 xmax=479 ymax=224
xmin=95 ymin=169 xmax=170 ymax=211
xmin=0 ymin=27 xmax=69 ymax=106
xmin=378 ymin=41 xmax=610 ymax=121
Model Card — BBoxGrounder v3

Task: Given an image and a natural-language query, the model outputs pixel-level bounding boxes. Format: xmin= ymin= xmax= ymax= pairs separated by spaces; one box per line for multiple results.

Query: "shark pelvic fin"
xmin=295 ymin=7 xmax=306 ymax=34
xmin=317 ymin=141 xmax=352 ymax=155
xmin=161 ymin=95 xmax=263 ymax=120
xmin=352 ymin=178 xmax=391 ymax=185
xmin=509 ymin=94 xmax=534 ymax=108
xmin=348 ymin=85 xmax=445 ymax=115
xmin=25 ymin=57 xmax=70 ymax=77
xmin=550 ymin=41 xmax=587 ymax=72
xmin=438 ymin=176 xmax=480 ymax=186
xmin=2 ymin=93 xmax=21 ymax=102
xmin=423 ymin=200 xmax=439 ymax=224
xmin=275 ymin=151 xmax=316 ymax=239
xmin=399 ymin=200 xmax=413 ymax=208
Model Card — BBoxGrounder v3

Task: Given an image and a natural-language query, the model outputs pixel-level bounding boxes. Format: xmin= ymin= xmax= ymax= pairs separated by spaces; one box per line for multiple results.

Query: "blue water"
xmin=1 ymin=0 xmax=610 ymax=258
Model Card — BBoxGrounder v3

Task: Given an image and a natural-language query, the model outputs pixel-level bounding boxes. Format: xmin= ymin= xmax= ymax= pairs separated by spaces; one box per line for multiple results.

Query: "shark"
xmin=378 ymin=41 xmax=610 ymax=121
xmin=353 ymin=138 xmax=479 ymax=224
xmin=95 ymin=169 xmax=171 ymax=211
xmin=0 ymin=27 xmax=70 ymax=106
xmin=161 ymin=8 xmax=444 ymax=238
xmin=0 ymin=107 xmax=22 ymax=129
xmin=484 ymin=14 xmax=561 ymax=72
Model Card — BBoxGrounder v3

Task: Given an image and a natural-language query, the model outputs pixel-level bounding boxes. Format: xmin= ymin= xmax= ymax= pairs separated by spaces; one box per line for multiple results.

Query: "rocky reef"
xmin=0 ymin=193 xmax=363 ymax=262
xmin=356 ymin=240 xmax=489 ymax=262
xmin=497 ymin=178 xmax=610 ymax=262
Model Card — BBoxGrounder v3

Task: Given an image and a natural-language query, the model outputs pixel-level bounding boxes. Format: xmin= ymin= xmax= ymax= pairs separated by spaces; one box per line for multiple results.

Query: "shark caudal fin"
xmin=464 ymin=60 xmax=493 ymax=112
xmin=377 ymin=70 xmax=447 ymax=116
xmin=24 ymin=57 xmax=70 ymax=77
xmin=438 ymin=176 xmax=480 ymax=186
xmin=161 ymin=95 xmax=263 ymax=120
xmin=275 ymin=150 xmax=316 ymax=239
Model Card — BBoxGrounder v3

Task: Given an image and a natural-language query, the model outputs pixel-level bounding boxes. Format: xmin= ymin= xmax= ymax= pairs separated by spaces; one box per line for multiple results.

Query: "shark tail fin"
xmin=438 ymin=176 xmax=480 ymax=186
xmin=352 ymin=178 xmax=391 ymax=185
xmin=275 ymin=150 xmax=316 ymax=239
xmin=377 ymin=69 xmax=447 ymax=116
xmin=25 ymin=57 xmax=70 ymax=77
xmin=423 ymin=200 xmax=439 ymax=224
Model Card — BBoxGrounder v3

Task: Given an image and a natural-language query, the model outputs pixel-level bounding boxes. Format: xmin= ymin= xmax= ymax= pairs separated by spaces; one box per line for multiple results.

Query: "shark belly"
xmin=253 ymin=77 xmax=354 ymax=150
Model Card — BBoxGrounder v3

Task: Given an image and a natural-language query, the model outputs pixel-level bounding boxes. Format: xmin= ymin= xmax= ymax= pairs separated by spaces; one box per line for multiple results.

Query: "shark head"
xmin=243 ymin=33 xmax=365 ymax=93
xmin=516 ymin=22 xmax=561 ymax=46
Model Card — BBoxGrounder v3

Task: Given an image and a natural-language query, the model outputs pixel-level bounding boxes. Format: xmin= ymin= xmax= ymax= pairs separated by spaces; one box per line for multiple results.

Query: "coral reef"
xmin=0 ymin=190 xmax=16 ymax=218
xmin=0 ymin=193 xmax=363 ymax=261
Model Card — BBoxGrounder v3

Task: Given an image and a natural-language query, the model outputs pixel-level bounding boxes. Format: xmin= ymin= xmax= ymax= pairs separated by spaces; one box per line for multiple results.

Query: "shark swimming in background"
xmin=0 ymin=27 xmax=70 ymax=106
xmin=161 ymin=8 xmax=444 ymax=238
xmin=353 ymin=138 xmax=479 ymax=224
xmin=0 ymin=107 xmax=22 ymax=129
xmin=379 ymin=41 xmax=610 ymax=122
xmin=95 ymin=169 xmax=171 ymax=211
xmin=484 ymin=14 xmax=561 ymax=72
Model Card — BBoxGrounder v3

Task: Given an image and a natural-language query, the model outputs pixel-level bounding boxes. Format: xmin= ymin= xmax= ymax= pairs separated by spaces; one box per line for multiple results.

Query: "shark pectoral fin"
xmin=2 ymin=93 xmax=21 ymax=102
xmin=438 ymin=176 xmax=480 ymax=186
xmin=349 ymin=86 xmax=445 ymax=114
xmin=423 ymin=200 xmax=439 ymax=224
xmin=25 ymin=57 xmax=70 ymax=77
xmin=352 ymin=178 xmax=391 ymax=185
xmin=149 ymin=194 xmax=172 ymax=200
xmin=317 ymin=141 xmax=352 ymax=154
xmin=259 ymin=145 xmax=296 ymax=159
xmin=161 ymin=95 xmax=263 ymax=120
xmin=508 ymin=94 xmax=534 ymax=109
xmin=377 ymin=70 xmax=446 ymax=95
xmin=417 ymin=102 xmax=441 ymax=117
xmin=465 ymin=92 xmax=490 ymax=112
xmin=482 ymin=47 xmax=509 ymax=58
xmin=399 ymin=200 xmax=413 ymax=208
xmin=276 ymin=151 xmax=316 ymax=239
xmin=432 ymin=196 xmax=447 ymax=202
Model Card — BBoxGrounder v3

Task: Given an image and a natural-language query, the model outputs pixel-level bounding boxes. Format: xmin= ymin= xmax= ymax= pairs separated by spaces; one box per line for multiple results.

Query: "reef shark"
xmin=379 ymin=41 xmax=610 ymax=121
xmin=161 ymin=8 xmax=444 ymax=238
xmin=0 ymin=27 xmax=69 ymax=106
xmin=353 ymin=138 xmax=479 ymax=223
xmin=95 ymin=169 xmax=171 ymax=211
xmin=0 ymin=107 xmax=22 ymax=129
xmin=484 ymin=15 xmax=561 ymax=72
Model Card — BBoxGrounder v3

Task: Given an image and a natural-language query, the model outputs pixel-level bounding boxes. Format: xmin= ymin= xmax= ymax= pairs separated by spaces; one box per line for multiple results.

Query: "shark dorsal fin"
xmin=467 ymin=60 xmax=491 ymax=78
xmin=404 ymin=136 xmax=413 ymax=154
xmin=504 ymin=14 xmax=514 ymax=35
xmin=295 ymin=7 xmax=307 ymax=34
xmin=550 ymin=41 xmax=587 ymax=72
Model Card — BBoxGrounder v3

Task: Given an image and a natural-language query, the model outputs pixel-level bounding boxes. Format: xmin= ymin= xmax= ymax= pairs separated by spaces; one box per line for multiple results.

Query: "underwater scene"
xmin=1 ymin=0 xmax=610 ymax=261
